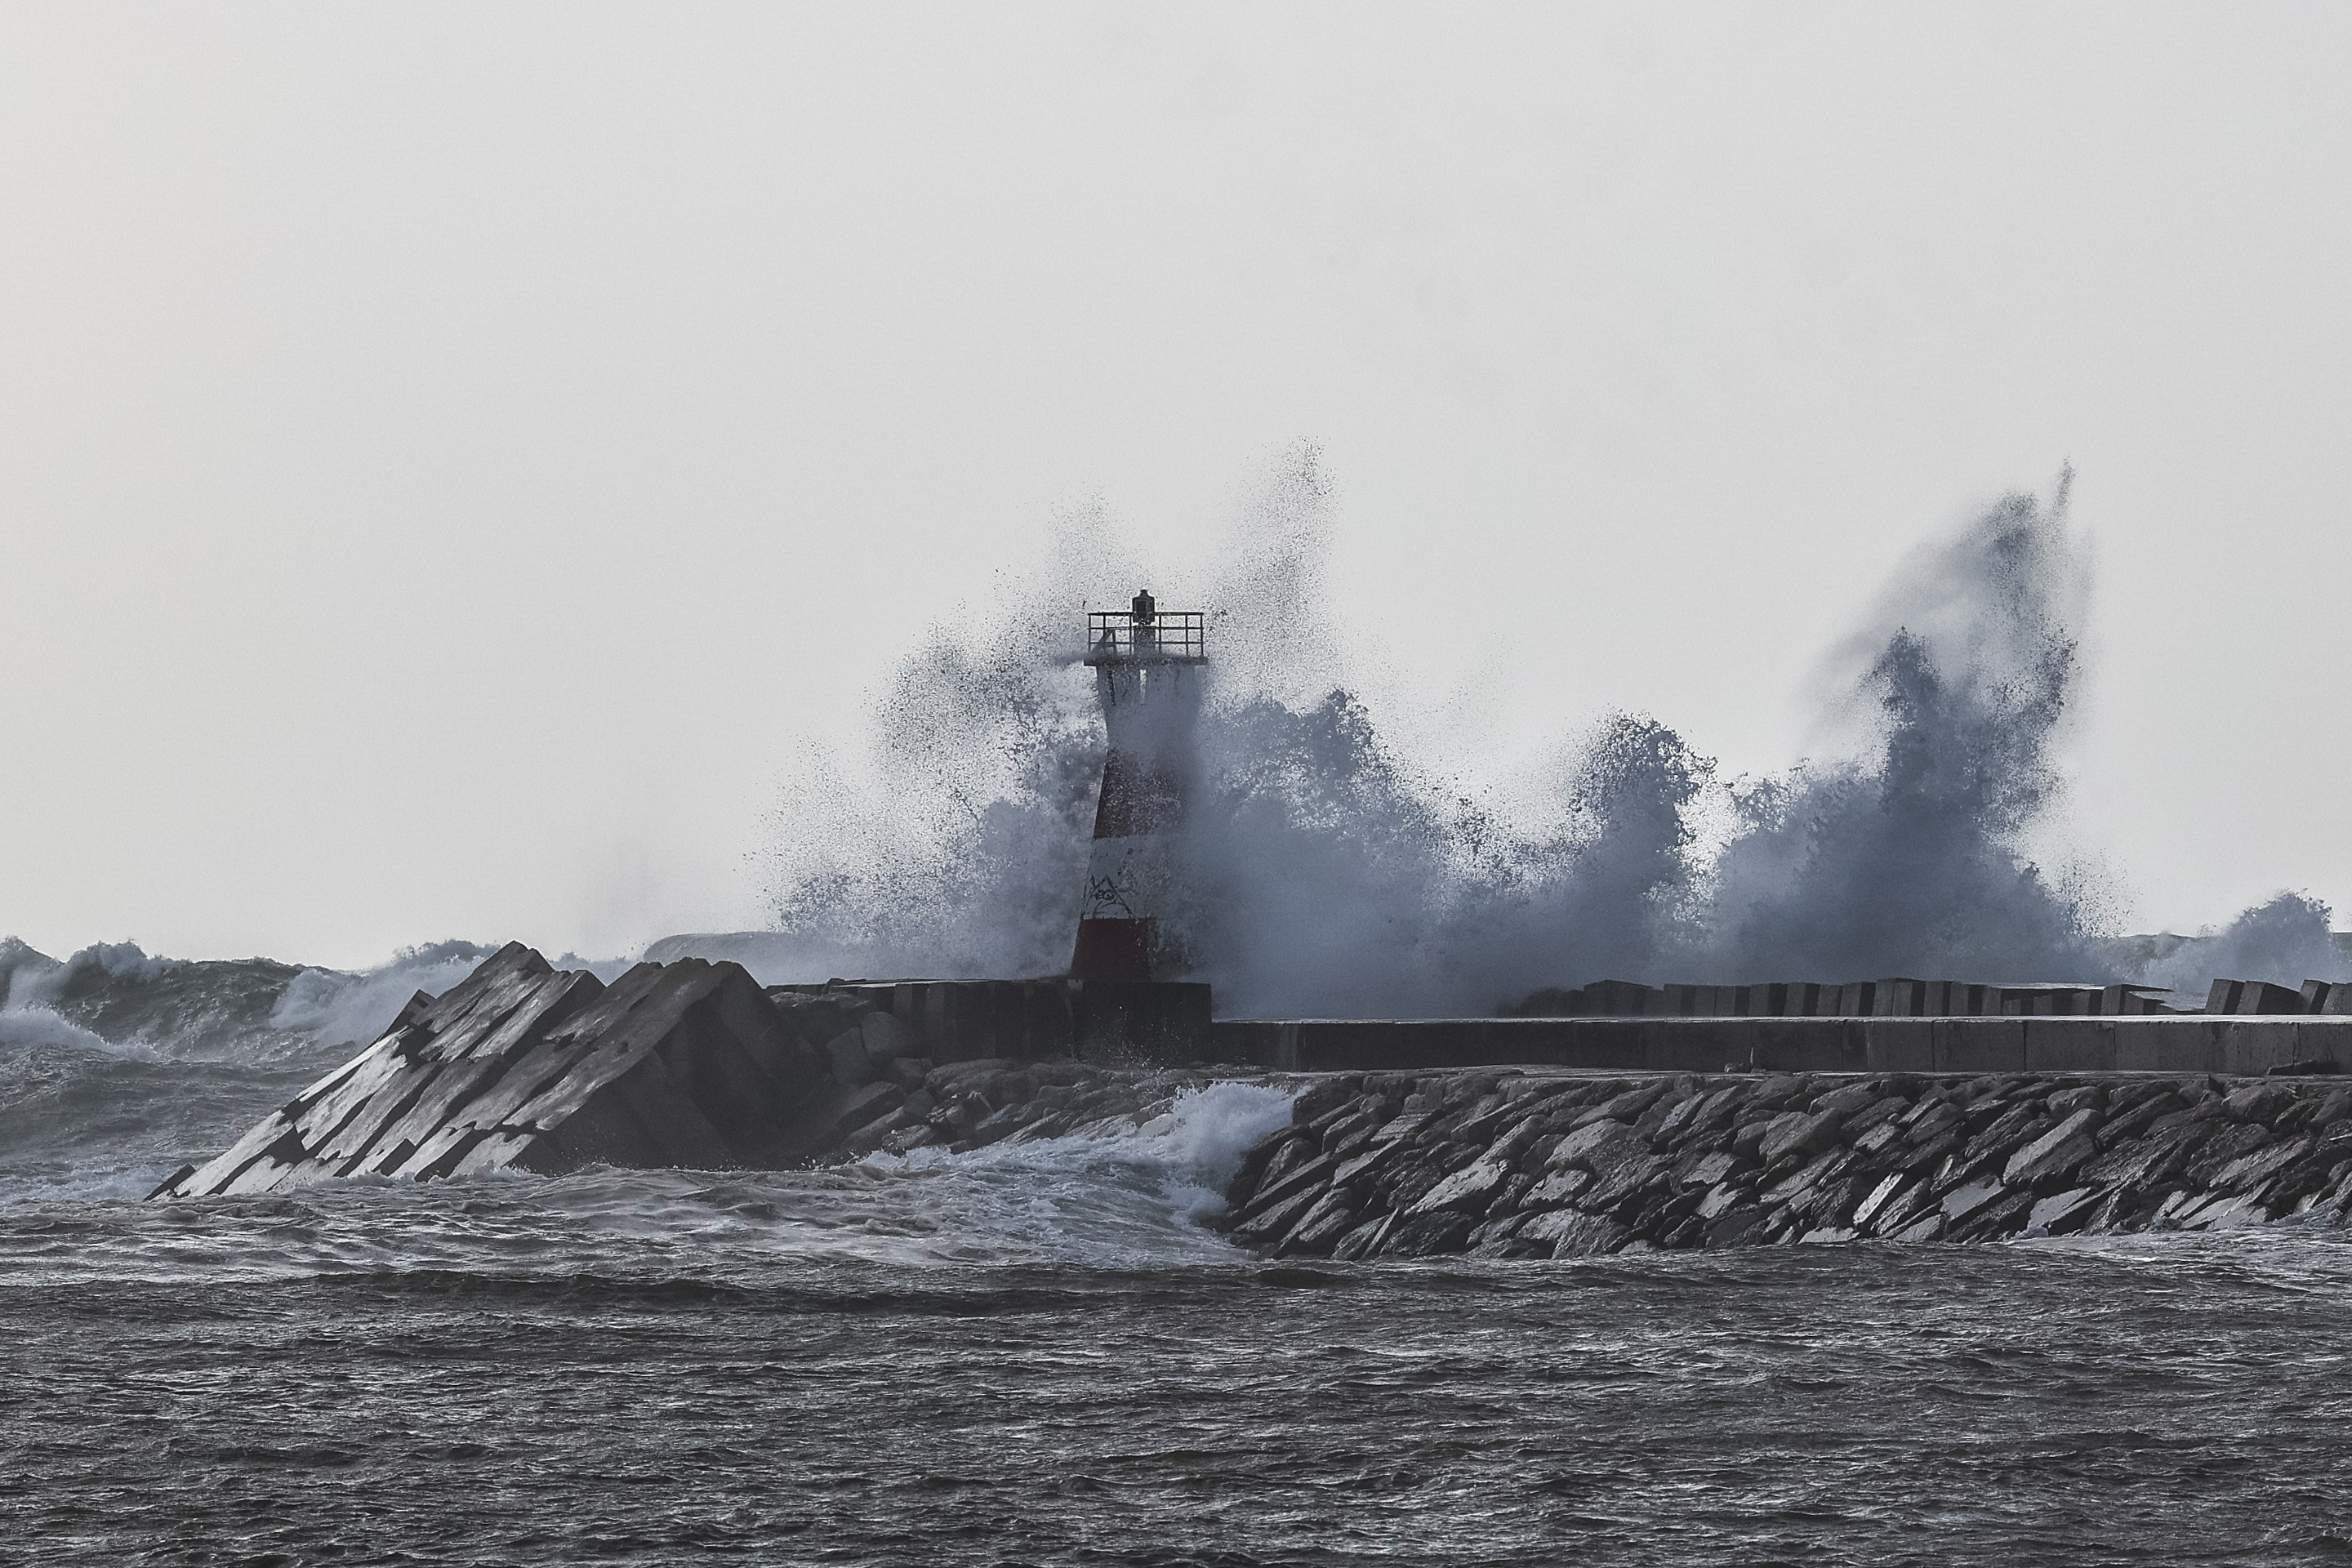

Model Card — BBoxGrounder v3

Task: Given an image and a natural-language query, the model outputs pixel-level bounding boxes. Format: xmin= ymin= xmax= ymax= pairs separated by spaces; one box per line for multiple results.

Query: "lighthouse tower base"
xmin=1070 ymin=917 xmax=1155 ymax=982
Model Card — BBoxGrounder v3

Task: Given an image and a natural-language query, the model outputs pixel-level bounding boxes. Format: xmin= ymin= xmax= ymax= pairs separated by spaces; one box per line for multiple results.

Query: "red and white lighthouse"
xmin=1070 ymin=590 xmax=1205 ymax=981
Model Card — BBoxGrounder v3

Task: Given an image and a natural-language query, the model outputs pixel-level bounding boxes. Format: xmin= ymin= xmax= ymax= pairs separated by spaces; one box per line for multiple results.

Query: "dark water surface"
xmin=7 ymin=1176 xmax=2352 ymax=1566
xmin=3 ymin=1029 xmax=2350 ymax=1566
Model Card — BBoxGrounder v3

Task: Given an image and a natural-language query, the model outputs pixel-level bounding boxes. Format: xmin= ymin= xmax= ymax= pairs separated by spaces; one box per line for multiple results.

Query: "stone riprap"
xmin=1218 ymin=1069 xmax=2352 ymax=1259
xmin=150 ymin=943 xmax=1251 ymax=1198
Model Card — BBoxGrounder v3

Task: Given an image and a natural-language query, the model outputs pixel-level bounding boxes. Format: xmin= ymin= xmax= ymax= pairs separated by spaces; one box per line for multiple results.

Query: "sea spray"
xmin=757 ymin=458 xmax=2345 ymax=1009
xmin=2141 ymin=893 xmax=2343 ymax=1003
xmin=1696 ymin=480 xmax=2105 ymax=982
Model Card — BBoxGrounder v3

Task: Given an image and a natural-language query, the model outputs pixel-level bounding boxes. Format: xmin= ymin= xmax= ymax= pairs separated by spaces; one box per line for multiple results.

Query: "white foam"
xmin=267 ymin=939 xmax=502 ymax=1046
xmin=0 ymin=1006 xmax=149 ymax=1059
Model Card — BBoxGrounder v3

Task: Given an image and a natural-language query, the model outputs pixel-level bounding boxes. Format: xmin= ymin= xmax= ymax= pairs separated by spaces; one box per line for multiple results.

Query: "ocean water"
xmin=6 ymin=1026 xmax=2352 ymax=1566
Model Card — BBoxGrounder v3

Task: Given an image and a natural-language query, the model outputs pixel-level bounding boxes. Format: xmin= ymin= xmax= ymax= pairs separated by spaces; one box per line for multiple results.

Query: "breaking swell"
xmin=0 ymin=938 xmax=621 ymax=1205
xmin=0 ymin=1080 xmax=1298 ymax=1282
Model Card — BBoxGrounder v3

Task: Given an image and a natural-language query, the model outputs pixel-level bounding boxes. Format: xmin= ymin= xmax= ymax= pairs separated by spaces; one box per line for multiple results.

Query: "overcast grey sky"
xmin=4 ymin=3 xmax=2347 ymax=969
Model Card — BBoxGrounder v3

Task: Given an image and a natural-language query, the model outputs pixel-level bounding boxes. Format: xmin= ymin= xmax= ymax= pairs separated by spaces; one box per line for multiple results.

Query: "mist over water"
xmin=760 ymin=452 xmax=2336 ymax=1014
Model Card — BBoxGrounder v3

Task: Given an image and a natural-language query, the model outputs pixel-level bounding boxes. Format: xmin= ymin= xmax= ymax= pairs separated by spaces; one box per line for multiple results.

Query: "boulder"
xmin=1759 ymin=1107 xmax=1843 ymax=1164
xmin=1673 ymin=1149 xmax=1741 ymax=1189
xmin=2185 ymin=1123 xmax=2274 ymax=1186
xmin=1702 ymin=1205 xmax=1771 ymax=1247
xmin=1584 ymin=1153 xmax=1674 ymax=1213
xmin=2208 ymin=1137 xmax=2312 ymax=1196
xmin=1573 ymin=1082 xmax=1673 ymax=1128
xmin=1239 ymin=1153 xmax=1339 ymax=1221
xmin=1276 ymin=1192 xmax=1363 ymax=1257
xmin=2223 ymin=1082 xmax=2297 ymax=1122
xmin=2096 ymin=1090 xmax=2183 ymax=1147
xmin=1851 ymin=1173 xmax=1909 ymax=1229
xmin=1379 ymin=1210 xmax=1476 ymax=1258
xmin=1940 ymin=1181 xmax=2008 ymax=1225
xmin=840 ymin=1106 xmax=920 ymax=1156
xmin=1852 ymin=1120 xmax=1907 ymax=1156
xmin=2175 ymin=1191 xmax=2269 ymax=1231
xmin=1655 ymin=1085 xmax=1737 ymax=1141
xmin=2024 ymin=1187 xmax=2099 ymax=1236
xmin=1547 ymin=1120 xmax=1646 ymax=1174
xmin=1520 ymin=1168 xmax=1593 ymax=1209
xmin=1466 ymin=1216 xmax=1539 ymax=1258
xmin=1960 ymin=1103 xmax=2051 ymax=1167
xmin=1811 ymin=1081 xmax=1887 ymax=1119
xmin=1903 ymin=1100 xmax=1962 ymax=1143
xmin=1232 ymin=1186 xmax=1325 ymax=1245
xmin=1331 ymin=1213 xmax=1396 ymax=1260
xmin=1841 ymin=1096 xmax=1909 ymax=1140
xmin=813 ymin=1083 xmax=906 ymax=1149
xmin=1863 ymin=1181 xmax=1931 ymax=1237
xmin=1949 ymin=1188 xmax=2035 ymax=1240
xmin=2002 ymin=1108 xmax=2102 ymax=1189
xmin=1761 ymin=1147 xmax=1847 ymax=1209
xmin=1519 ymin=1209 xmax=1630 ymax=1257
xmin=2045 ymin=1083 xmax=2104 ymax=1117
xmin=1407 ymin=1157 xmax=1512 ymax=1216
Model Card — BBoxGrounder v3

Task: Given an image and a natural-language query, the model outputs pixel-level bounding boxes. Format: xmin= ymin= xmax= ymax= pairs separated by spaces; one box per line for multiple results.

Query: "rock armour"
xmin=1218 ymin=1069 xmax=2352 ymax=1258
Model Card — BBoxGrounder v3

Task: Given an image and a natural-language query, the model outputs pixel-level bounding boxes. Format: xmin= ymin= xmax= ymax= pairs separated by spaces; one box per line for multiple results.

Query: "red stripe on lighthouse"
xmin=1090 ymin=750 xmax=1187 ymax=839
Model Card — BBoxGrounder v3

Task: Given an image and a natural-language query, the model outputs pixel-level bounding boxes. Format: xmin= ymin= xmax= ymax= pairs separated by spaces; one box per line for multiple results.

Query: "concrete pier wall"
xmin=1212 ymin=1016 xmax=2352 ymax=1077
xmin=776 ymin=978 xmax=1214 ymax=1064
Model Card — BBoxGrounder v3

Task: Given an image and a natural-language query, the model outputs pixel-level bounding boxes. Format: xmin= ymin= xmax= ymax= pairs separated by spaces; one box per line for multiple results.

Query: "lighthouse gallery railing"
xmin=1084 ymin=610 xmax=1207 ymax=665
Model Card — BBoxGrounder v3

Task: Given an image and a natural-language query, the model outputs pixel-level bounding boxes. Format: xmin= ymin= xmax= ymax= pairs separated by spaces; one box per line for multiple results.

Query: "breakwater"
xmin=149 ymin=945 xmax=1245 ymax=1197
xmin=738 ymin=977 xmax=2352 ymax=1076
xmin=145 ymin=943 xmax=2352 ymax=1264
xmin=1218 ymin=1067 xmax=2352 ymax=1258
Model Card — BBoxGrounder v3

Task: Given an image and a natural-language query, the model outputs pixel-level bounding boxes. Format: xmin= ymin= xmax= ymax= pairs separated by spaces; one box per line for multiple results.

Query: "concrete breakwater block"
xmin=1504 ymin=977 xmax=2182 ymax=1018
xmin=149 ymin=945 xmax=1246 ymax=1199
xmin=1211 ymin=1015 xmax=2352 ymax=1076
xmin=1218 ymin=1068 xmax=2352 ymax=1259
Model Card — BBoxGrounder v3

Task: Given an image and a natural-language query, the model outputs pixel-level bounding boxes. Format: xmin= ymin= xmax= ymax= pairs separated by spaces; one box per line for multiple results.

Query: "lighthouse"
xmin=1071 ymin=590 xmax=1205 ymax=981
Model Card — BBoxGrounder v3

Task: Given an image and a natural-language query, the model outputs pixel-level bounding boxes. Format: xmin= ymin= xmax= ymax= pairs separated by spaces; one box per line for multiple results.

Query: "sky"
xmin=3 ymin=2 xmax=2348 ymax=969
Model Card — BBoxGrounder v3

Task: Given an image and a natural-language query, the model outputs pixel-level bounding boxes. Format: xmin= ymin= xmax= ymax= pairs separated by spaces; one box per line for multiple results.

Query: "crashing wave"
xmin=0 ymin=936 xmax=634 ymax=1062
xmin=754 ymin=454 xmax=2344 ymax=1012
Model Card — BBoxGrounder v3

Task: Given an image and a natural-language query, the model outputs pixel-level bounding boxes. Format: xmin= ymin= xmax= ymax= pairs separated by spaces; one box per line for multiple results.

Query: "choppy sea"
xmin=5 ymin=992 xmax=2352 ymax=1566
